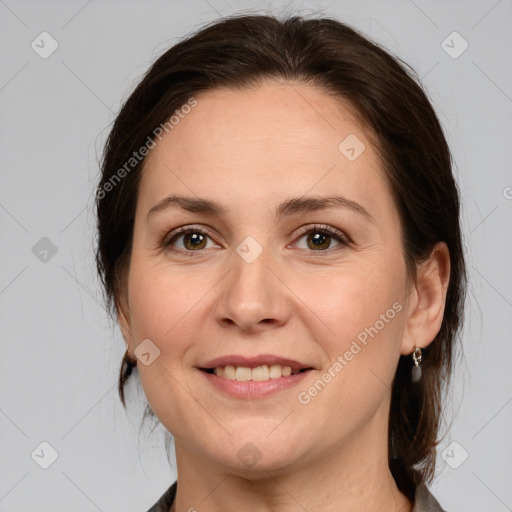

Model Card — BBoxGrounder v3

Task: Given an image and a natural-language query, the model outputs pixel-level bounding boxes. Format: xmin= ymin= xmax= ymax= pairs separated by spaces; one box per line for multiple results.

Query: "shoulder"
xmin=413 ymin=483 xmax=447 ymax=512
xmin=146 ymin=481 xmax=177 ymax=512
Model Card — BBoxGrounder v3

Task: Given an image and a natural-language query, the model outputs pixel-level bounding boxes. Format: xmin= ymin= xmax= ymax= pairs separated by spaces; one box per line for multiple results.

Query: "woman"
xmin=95 ymin=14 xmax=466 ymax=512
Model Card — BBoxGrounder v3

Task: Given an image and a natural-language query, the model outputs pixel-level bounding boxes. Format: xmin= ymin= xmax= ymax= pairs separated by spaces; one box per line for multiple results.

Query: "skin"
xmin=118 ymin=80 xmax=451 ymax=512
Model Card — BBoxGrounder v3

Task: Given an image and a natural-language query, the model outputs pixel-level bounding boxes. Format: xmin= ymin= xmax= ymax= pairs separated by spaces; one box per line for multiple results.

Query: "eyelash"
xmin=160 ymin=223 xmax=351 ymax=257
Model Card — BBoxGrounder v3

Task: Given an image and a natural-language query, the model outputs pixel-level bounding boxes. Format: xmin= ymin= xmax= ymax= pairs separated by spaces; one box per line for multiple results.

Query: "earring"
xmin=411 ymin=346 xmax=422 ymax=383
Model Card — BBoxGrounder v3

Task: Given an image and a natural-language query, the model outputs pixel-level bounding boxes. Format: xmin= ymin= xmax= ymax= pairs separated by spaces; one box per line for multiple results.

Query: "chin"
xmin=205 ymin=433 xmax=306 ymax=476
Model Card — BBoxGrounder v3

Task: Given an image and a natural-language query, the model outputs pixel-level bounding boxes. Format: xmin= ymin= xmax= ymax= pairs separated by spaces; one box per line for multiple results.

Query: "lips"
xmin=199 ymin=362 xmax=313 ymax=399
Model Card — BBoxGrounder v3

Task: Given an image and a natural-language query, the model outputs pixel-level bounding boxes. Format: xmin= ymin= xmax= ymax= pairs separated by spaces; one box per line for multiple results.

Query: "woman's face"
xmin=120 ymin=81 xmax=416 ymax=475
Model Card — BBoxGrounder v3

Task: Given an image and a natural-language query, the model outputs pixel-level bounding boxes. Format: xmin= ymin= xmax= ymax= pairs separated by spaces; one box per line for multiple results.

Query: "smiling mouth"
xmin=200 ymin=364 xmax=312 ymax=382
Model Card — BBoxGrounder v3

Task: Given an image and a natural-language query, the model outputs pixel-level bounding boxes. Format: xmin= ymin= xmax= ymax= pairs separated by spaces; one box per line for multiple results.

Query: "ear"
xmin=401 ymin=242 xmax=451 ymax=356
xmin=116 ymin=291 xmax=133 ymax=352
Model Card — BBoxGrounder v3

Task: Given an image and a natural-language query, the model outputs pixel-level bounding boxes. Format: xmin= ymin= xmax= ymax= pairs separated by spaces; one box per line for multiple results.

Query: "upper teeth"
xmin=213 ymin=365 xmax=296 ymax=381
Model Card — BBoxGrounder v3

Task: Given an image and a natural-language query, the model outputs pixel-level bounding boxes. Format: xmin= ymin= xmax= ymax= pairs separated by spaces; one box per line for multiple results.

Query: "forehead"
xmin=138 ymin=81 xmax=391 ymax=220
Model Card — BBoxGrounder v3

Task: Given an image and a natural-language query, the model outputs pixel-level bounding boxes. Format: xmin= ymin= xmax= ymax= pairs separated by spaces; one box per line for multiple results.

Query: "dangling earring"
xmin=411 ymin=346 xmax=422 ymax=383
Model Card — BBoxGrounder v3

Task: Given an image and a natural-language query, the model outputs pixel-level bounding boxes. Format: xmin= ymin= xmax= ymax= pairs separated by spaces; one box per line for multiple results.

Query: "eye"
xmin=162 ymin=226 xmax=218 ymax=253
xmin=292 ymin=224 xmax=349 ymax=252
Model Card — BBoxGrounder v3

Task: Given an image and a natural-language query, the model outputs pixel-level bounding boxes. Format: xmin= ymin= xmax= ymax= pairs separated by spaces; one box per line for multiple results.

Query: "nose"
xmin=214 ymin=240 xmax=291 ymax=333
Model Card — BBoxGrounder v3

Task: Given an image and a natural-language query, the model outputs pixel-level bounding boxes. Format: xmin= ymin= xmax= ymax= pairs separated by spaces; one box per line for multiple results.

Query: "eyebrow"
xmin=147 ymin=194 xmax=373 ymax=223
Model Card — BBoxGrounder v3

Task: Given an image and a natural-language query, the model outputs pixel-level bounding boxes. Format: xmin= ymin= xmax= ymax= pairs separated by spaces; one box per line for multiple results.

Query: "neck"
xmin=169 ymin=410 xmax=413 ymax=512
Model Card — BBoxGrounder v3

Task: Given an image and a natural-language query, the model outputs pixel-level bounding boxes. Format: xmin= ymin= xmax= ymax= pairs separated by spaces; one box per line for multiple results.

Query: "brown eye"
xmin=164 ymin=227 xmax=216 ymax=253
xmin=294 ymin=225 xmax=348 ymax=252
xmin=182 ymin=232 xmax=207 ymax=250
xmin=306 ymin=232 xmax=333 ymax=250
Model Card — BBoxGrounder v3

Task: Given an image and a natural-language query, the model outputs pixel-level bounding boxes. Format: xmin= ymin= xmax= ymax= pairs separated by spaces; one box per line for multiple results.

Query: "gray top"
xmin=413 ymin=483 xmax=446 ymax=512
xmin=146 ymin=481 xmax=446 ymax=511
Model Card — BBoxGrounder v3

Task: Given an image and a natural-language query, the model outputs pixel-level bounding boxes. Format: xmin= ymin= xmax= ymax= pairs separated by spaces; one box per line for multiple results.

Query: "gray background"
xmin=1 ymin=0 xmax=511 ymax=510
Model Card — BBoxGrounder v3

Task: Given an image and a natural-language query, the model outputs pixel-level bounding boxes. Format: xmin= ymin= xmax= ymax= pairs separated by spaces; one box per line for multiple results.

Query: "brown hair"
xmin=95 ymin=13 xmax=467 ymax=495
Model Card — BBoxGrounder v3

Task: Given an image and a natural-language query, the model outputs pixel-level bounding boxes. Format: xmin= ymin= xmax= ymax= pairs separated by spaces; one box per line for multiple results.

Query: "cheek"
xmin=291 ymin=262 xmax=405 ymax=408
xmin=293 ymin=271 xmax=404 ymax=427
xmin=127 ymin=256 xmax=210 ymax=343
xmin=290 ymin=260 xmax=402 ymax=345
xmin=126 ymin=261 xmax=213 ymax=432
